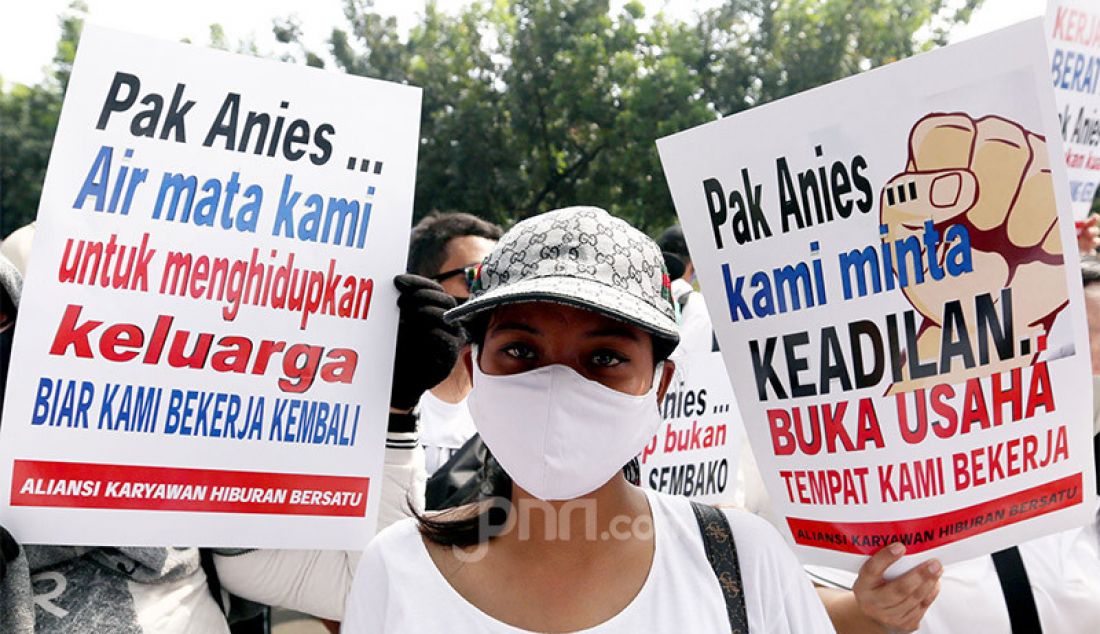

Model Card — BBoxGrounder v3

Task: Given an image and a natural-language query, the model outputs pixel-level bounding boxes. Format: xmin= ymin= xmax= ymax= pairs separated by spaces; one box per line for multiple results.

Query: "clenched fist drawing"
xmin=881 ymin=113 xmax=1068 ymax=392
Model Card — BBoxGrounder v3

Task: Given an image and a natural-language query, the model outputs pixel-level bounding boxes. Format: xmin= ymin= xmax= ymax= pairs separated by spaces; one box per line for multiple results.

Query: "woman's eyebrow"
xmin=584 ymin=326 xmax=640 ymax=341
xmin=488 ymin=321 xmax=540 ymax=335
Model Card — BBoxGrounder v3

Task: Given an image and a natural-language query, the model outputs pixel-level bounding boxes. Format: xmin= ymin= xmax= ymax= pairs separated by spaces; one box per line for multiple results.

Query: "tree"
xmin=0 ymin=3 xmax=264 ymax=239
xmin=294 ymin=0 xmax=983 ymax=231
xmin=1 ymin=0 xmax=985 ymax=237
xmin=0 ymin=2 xmax=85 ymax=237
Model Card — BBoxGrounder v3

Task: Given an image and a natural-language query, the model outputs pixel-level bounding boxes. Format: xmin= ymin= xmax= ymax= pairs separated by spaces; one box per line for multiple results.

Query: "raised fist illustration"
xmin=881 ymin=113 xmax=1068 ymax=392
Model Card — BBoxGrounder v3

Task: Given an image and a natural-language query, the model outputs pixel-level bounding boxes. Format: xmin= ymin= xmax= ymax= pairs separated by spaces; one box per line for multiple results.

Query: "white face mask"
xmin=467 ymin=354 xmax=665 ymax=501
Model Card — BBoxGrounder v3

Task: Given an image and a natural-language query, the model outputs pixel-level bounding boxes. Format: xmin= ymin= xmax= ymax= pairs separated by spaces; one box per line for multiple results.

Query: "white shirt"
xmin=921 ymin=518 xmax=1100 ymax=632
xmin=419 ymin=391 xmax=477 ymax=475
xmin=806 ymin=506 xmax=1100 ymax=633
xmin=670 ymin=278 xmax=714 ymax=359
xmin=343 ymin=489 xmax=835 ymax=633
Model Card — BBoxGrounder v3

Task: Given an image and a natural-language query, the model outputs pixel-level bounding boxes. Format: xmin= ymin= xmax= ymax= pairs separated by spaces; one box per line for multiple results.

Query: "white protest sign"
xmin=640 ymin=352 xmax=744 ymax=505
xmin=658 ymin=20 xmax=1096 ymax=572
xmin=0 ymin=26 xmax=421 ymax=549
xmin=1048 ymin=0 xmax=1100 ymax=217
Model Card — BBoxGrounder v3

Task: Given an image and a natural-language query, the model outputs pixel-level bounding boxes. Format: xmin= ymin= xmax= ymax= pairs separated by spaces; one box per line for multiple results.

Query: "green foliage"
xmin=0 ymin=1 xmax=85 ymax=237
xmin=1 ymin=0 xmax=983 ymax=239
xmin=307 ymin=0 xmax=983 ymax=231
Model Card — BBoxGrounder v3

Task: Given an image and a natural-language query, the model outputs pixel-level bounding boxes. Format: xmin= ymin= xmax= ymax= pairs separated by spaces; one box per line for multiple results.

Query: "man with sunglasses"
xmin=657 ymin=224 xmax=715 ymax=358
xmin=407 ymin=212 xmax=503 ymax=475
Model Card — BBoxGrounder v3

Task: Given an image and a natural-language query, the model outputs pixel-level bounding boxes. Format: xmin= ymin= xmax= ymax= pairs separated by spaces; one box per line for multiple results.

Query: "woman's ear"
xmin=462 ymin=345 xmax=475 ymax=382
xmin=655 ymin=359 xmax=676 ymax=403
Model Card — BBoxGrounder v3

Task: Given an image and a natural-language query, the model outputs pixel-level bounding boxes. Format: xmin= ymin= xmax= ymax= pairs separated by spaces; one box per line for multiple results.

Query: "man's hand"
xmin=851 ymin=543 xmax=942 ymax=633
xmin=1077 ymin=215 xmax=1100 ymax=255
xmin=389 ymin=274 xmax=464 ymax=411
xmin=881 ymin=113 xmax=1068 ymax=392
xmin=0 ymin=525 xmax=18 ymax=582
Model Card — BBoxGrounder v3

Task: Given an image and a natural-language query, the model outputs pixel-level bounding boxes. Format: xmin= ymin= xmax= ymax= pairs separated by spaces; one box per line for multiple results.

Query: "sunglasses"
xmin=431 ymin=264 xmax=480 ymax=292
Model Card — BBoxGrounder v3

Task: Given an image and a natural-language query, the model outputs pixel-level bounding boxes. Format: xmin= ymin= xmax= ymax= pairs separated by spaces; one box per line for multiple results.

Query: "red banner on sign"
xmin=10 ymin=459 xmax=370 ymax=517
xmin=787 ymin=473 xmax=1083 ymax=555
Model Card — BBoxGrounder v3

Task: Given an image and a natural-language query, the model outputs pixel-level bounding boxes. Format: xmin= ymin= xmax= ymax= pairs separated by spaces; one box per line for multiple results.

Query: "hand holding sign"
xmin=390 ymin=275 xmax=464 ymax=411
xmin=881 ymin=113 xmax=1068 ymax=392
xmin=852 ymin=544 xmax=942 ymax=633
xmin=1076 ymin=215 xmax=1100 ymax=255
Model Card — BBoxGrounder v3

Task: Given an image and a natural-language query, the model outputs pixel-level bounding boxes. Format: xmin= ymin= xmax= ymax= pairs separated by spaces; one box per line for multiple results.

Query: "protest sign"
xmin=0 ymin=26 xmax=421 ymax=548
xmin=657 ymin=19 xmax=1096 ymax=572
xmin=1048 ymin=0 xmax=1100 ymax=217
xmin=640 ymin=352 xmax=744 ymax=505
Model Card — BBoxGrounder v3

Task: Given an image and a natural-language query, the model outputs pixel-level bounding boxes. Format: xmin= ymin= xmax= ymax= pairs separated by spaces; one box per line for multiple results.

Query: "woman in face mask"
xmin=343 ymin=206 xmax=835 ymax=633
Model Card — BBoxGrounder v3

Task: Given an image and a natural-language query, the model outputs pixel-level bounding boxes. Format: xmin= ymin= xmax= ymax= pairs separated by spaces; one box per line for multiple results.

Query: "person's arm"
xmin=816 ymin=544 xmax=942 ymax=634
xmin=215 ymin=275 xmax=459 ymax=620
xmin=379 ymin=429 xmax=427 ymax=530
xmin=1078 ymin=215 xmax=1100 ymax=255
xmin=213 ymin=548 xmax=358 ymax=620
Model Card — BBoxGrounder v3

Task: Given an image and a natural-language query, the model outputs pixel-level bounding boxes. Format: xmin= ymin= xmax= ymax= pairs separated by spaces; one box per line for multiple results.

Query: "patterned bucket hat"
xmin=444 ymin=206 xmax=679 ymax=342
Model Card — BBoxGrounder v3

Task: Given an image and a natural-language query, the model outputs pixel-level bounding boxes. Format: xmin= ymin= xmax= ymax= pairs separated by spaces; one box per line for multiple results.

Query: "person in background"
xmin=0 ymin=254 xmax=21 ymax=601
xmin=657 ymin=224 xmax=714 ymax=358
xmin=0 ymin=252 xmax=19 ymax=410
xmin=814 ymin=255 xmax=1100 ymax=633
xmin=0 ymin=223 xmax=35 ymax=276
xmin=406 ymin=212 xmax=503 ymax=476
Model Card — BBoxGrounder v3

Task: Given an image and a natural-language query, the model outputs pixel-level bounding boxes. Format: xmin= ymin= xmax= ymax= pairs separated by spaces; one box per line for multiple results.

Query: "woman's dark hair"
xmin=415 ymin=447 xmax=514 ymax=547
xmin=415 ymin=310 xmax=676 ymax=547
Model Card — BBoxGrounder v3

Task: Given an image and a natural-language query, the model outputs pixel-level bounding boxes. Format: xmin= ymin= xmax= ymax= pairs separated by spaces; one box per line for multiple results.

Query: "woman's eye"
xmin=591 ymin=350 xmax=626 ymax=367
xmin=502 ymin=343 xmax=536 ymax=360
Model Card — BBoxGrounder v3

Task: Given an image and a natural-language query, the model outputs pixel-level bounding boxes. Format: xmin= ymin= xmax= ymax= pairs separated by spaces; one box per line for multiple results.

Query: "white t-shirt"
xmin=670 ymin=278 xmax=714 ymax=359
xmin=343 ymin=489 xmax=835 ymax=633
xmin=419 ymin=391 xmax=477 ymax=475
xmin=806 ymin=506 xmax=1100 ymax=633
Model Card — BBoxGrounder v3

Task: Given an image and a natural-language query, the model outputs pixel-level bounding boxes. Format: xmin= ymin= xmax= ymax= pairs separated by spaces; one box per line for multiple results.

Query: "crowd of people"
xmin=0 ymin=205 xmax=1098 ymax=633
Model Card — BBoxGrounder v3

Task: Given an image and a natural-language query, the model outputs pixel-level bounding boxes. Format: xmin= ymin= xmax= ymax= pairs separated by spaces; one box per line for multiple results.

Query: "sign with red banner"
xmin=658 ymin=20 xmax=1095 ymax=572
xmin=0 ymin=26 xmax=421 ymax=549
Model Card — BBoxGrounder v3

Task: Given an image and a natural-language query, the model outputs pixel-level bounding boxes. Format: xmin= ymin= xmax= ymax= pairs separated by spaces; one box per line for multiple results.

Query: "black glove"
xmin=0 ymin=525 xmax=18 ymax=582
xmin=390 ymin=274 xmax=465 ymax=411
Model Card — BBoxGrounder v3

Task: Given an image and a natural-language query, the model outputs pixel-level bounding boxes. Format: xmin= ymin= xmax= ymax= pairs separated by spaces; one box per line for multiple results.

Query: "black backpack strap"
xmin=199 ymin=548 xmax=226 ymax=613
xmin=1094 ymin=433 xmax=1099 ymax=496
xmin=425 ymin=433 xmax=491 ymax=510
xmin=201 ymin=549 xmax=271 ymax=633
xmin=991 ymin=547 xmax=1042 ymax=633
xmin=690 ymin=501 xmax=748 ymax=633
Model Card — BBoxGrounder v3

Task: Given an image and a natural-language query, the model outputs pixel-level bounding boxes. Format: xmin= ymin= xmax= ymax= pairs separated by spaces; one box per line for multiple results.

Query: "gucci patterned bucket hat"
xmin=444 ymin=206 xmax=679 ymax=342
